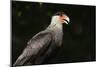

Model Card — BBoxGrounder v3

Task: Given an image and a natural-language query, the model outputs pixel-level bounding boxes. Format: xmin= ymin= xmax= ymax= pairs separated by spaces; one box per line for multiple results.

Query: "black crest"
xmin=54 ymin=12 xmax=66 ymax=16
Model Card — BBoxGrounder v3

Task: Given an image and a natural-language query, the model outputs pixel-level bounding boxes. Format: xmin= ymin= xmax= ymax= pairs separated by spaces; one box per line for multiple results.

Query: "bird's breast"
xmin=52 ymin=31 xmax=63 ymax=47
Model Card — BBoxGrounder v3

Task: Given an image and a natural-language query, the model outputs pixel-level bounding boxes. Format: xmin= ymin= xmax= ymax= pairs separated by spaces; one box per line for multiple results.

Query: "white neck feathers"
xmin=47 ymin=16 xmax=63 ymax=31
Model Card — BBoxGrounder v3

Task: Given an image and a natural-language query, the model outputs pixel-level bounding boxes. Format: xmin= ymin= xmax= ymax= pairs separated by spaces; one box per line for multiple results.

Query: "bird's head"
xmin=52 ymin=12 xmax=70 ymax=24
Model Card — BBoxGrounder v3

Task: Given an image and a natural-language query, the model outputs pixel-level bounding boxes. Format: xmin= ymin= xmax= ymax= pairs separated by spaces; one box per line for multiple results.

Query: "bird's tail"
xmin=13 ymin=54 xmax=27 ymax=66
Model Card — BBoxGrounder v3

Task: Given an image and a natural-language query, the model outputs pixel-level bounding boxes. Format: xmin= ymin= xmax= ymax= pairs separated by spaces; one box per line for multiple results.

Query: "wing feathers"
xmin=13 ymin=31 xmax=52 ymax=66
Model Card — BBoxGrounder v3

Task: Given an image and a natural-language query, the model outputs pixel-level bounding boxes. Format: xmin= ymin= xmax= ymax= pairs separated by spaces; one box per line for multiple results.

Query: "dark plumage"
xmin=13 ymin=12 xmax=70 ymax=66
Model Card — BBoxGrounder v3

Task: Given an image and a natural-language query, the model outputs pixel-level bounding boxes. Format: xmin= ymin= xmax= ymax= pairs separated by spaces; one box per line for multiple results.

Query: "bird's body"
xmin=13 ymin=12 xmax=70 ymax=66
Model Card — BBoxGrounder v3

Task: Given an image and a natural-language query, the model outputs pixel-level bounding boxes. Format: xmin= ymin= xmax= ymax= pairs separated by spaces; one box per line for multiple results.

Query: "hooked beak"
xmin=63 ymin=17 xmax=70 ymax=24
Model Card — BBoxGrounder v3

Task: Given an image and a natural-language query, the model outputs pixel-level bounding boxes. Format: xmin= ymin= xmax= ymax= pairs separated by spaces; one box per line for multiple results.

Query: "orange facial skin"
xmin=59 ymin=15 xmax=68 ymax=23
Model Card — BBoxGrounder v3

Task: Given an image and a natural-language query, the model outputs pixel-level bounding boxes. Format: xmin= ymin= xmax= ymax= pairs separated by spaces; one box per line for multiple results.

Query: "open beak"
xmin=63 ymin=16 xmax=70 ymax=24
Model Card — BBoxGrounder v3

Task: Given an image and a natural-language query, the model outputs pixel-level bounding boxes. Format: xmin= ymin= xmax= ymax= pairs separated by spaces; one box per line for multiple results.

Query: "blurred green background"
xmin=12 ymin=1 xmax=96 ymax=65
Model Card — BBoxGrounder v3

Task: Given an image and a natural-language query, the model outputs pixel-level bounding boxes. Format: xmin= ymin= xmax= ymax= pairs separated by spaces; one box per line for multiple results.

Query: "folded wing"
xmin=13 ymin=31 xmax=52 ymax=66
